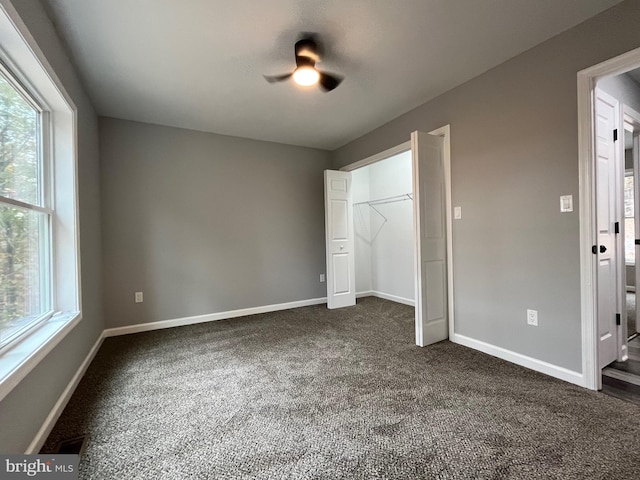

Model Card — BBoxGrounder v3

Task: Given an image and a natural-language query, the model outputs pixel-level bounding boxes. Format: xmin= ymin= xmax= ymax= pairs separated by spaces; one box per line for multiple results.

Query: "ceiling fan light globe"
xmin=293 ymin=67 xmax=320 ymax=86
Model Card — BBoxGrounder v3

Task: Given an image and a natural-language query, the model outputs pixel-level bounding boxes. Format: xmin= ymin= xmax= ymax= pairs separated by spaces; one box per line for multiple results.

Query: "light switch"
xmin=454 ymin=206 xmax=462 ymax=219
xmin=560 ymin=195 xmax=573 ymax=213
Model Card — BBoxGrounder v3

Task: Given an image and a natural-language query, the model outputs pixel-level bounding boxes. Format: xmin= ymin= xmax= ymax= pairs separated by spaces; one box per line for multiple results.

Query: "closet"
xmin=351 ymin=150 xmax=414 ymax=306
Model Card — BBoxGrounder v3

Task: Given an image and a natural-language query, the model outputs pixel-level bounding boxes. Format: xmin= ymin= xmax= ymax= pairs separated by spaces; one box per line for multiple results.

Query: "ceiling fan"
xmin=264 ymin=35 xmax=343 ymax=92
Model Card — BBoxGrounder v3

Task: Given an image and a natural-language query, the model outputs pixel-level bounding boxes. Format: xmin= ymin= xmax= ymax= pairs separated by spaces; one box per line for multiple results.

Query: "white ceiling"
xmin=43 ymin=0 xmax=623 ymax=150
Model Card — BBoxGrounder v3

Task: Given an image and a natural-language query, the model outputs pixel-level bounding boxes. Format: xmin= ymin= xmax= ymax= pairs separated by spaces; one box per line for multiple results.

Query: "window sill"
xmin=0 ymin=311 xmax=81 ymax=403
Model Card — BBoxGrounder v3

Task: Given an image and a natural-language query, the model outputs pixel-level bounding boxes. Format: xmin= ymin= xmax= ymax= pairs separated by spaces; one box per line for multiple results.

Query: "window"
xmin=0 ymin=67 xmax=52 ymax=348
xmin=625 ymin=171 xmax=635 ymax=265
xmin=0 ymin=3 xmax=80 ymax=401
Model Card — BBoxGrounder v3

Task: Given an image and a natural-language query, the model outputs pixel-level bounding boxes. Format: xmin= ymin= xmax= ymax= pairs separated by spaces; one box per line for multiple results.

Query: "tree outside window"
xmin=0 ymin=71 xmax=50 ymax=347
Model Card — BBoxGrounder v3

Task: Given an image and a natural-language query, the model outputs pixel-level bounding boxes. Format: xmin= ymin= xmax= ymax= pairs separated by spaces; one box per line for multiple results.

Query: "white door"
xmin=324 ymin=170 xmax=356 ymax=309
xmin=594 ymin=88 xmax=621 ymax=369
xmin=412 ymin=131 xmax=448 ymax=347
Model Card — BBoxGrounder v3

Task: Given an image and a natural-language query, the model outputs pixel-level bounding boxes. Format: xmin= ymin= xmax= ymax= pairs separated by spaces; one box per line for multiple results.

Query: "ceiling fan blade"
xmin=318 ymin=71 xmax=343 ymax=92
xmin=263 ymin=73 xmax=293 ymax=83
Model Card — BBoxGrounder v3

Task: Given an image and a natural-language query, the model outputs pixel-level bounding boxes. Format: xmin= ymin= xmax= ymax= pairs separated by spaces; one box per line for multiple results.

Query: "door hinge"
xmin=615 ymin=221 xmax=620 ymax=234
xmin=616 ymin=313 xmax=621 ymax=326
xmin=592 ymin=245 xmax=598 ymax=254
xmin=614 ymin=129 xmax=618 ymax=142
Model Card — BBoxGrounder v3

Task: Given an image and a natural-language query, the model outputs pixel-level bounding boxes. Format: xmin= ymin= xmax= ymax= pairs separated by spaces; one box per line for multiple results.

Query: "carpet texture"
xmin=41 ymin=297 xmax=640 ymax=479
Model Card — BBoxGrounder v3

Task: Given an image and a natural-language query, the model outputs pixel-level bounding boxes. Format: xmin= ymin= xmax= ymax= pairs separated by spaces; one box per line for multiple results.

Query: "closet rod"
xmin=353 ymin=193 xmax=413 ymax=207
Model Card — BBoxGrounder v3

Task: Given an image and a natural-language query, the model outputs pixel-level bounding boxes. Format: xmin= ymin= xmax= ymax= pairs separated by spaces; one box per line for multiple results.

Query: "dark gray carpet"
xmin=42 ymin=297 xmax=640 ymax=479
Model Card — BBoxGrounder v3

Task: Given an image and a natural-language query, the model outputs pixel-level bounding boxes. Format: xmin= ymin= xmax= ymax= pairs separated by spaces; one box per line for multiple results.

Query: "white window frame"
xmin=0 ymin=0 xmax=81 ymax=402
xmin=0 ymin=62 xmax=54 ymax=347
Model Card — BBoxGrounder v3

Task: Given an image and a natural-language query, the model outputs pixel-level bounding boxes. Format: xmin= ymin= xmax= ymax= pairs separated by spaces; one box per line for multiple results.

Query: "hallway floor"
xmin=602 ymin=336 xmax=640 ymax=405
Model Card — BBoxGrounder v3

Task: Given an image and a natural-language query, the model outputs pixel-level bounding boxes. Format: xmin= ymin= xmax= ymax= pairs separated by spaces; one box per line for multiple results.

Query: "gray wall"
xmin=0 ymin=0 xmax=103 ymax=453
xmin=100 ymin=118 xmax=331 ymax=329
xmin=332 ymin=0 xmax=640 ymax=373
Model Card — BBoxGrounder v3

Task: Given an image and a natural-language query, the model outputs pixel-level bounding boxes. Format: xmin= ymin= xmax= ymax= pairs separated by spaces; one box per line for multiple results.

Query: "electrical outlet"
xmin=527 ymin=309 xmax=538 ymax=326
xmin=320 ymin=274 xmax=325 ymax=282
xmin=135 ymin=291 xmax=143 ymax=303
xmin=454 ymin=206 xmax=462 ymax=219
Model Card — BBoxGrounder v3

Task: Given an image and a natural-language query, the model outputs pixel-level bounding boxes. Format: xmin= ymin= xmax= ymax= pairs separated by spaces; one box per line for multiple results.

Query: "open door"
xmin=594 ymin=88 xmax=622 ymax=368
xmin=324 ymin=170 xmax=356 ymax=309
xmin=412 ymin=131 xmax=448 ymax=347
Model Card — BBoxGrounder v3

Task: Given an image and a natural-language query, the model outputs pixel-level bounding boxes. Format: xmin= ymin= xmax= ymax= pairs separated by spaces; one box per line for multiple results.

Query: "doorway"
xmin=578 ymin=46 xmax=640 ymax=390
xmin=594 ymin=75 xmax=640 ymax=396
xmin=325 ymin=126 xmax=453 ymax=347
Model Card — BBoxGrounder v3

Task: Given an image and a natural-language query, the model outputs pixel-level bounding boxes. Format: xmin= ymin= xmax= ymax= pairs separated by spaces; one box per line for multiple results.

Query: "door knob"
xmin=340 ymin=245 xmax=344 ymax=250
xmin=600 ymin=245 xmax=607 ymax=253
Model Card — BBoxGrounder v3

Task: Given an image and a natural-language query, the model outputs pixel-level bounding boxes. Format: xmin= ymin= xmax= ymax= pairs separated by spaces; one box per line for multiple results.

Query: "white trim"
xmin=25 ymin=332 xmax=104 ymax=454
xmin=578 ymin=46 xmax=640 ymax=391
xmin=104 ymin=298 xmax=328 ymax=337
xmin=453 ymin=334 xmax=585 ymax=387
xmin=356 ymin=291 xmax=415 ymax=306
xmin=339 ymin=141 xmax=411 ymax=172
xmin=356 ymin=290 xmax=375 ymax=298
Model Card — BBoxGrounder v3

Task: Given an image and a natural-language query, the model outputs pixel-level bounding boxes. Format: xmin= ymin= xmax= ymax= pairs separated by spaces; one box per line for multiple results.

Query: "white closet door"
xmin=325 ymin=170 xmax=356 ymax=309
xmin=412 ymin=131 xmax=448 ymax=347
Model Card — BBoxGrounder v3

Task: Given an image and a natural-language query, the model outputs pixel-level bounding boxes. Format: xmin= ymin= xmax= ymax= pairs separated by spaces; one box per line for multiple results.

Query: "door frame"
xmin=339 ymin=125 xmax=454 ymax=341
xmin=578 ymin=46 xmax=640 ymax=390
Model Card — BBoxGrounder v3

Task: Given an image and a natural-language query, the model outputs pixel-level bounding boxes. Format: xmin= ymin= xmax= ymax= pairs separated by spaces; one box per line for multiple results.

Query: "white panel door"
xmin=325 ymin=170 xmax=356 ymax=309
xmin=412 ymin=131 xmax=447 ymax=347
xmin=594 ymin=88 xmax=620 ymax=369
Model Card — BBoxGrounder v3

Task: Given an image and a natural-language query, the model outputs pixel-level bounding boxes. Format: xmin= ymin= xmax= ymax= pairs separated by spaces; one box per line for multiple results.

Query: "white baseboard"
xmin=356 ymin=290 xmax=374 ymax=298
xmin=356 ymin=291 xmax=415 ymax=307
xmin=452 ymin=333 xmax=585 ymax=387
xmin=103 ymin=297 xmax=328 ymax=337
xmin=25 ymin=332 xmax=105 ymax=454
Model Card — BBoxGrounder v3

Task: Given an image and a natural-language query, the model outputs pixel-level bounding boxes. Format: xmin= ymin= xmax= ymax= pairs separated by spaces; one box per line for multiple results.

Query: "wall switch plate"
xmin=527 ymin=309 xmax=538 ymax=326
xmin=454 ymin=206 xmax=462 ymax=219
xmin=320 ymin=274 xmax=325 ymax=282
xmin=135 ymin=291 xmax=143 ymax=303
xmin=560 ymin=195 xmax=573 ymax=212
